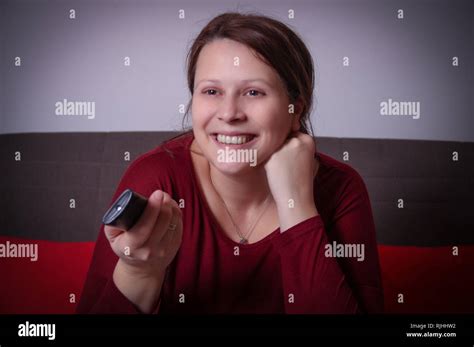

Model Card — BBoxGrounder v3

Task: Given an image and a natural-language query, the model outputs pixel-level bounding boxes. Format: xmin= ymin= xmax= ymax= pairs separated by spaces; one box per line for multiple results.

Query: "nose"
xmin=217 ymin=95 xmax=245 ymax=123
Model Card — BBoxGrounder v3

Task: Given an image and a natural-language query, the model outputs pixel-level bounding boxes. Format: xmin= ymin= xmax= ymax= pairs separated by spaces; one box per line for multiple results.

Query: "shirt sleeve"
xmin=272 ymin=170 xmax=384 ymax=314
xmin=75 ymin=224 xmax=162 ymax=314
xmin=76 ymin=154 xmax=166 ymax=314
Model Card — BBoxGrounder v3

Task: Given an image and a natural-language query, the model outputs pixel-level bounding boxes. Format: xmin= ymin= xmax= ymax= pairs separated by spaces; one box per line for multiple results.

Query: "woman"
xmin=77 ymin=12 xmax=383 ymax=314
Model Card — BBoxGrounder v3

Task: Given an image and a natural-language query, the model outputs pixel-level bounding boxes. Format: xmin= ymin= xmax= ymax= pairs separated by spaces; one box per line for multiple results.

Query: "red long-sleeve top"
xmin=76 ymin=133 xmax=383 ymax=314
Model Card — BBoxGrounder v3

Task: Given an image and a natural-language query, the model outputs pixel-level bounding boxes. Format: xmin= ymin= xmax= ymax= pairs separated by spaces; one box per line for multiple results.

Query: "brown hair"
xmin=182 ymin=12 xmax=315 ymax=136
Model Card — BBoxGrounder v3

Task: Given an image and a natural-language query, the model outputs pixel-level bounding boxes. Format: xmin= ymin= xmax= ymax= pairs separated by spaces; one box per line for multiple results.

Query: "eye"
xmin=203 ymin=89 xmax=218 ymax=96
xmin=246 ymin=89 xmax=264 ymax=97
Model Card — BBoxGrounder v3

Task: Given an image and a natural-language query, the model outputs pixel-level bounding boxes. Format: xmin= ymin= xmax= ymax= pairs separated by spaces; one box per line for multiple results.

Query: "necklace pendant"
xmin=239 ymin=238 xmax=248 ymax=244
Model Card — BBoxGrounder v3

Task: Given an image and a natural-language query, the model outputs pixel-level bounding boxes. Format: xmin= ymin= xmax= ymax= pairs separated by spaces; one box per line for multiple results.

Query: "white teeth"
xmin=216 ymin=134 xmax=253 ymax=145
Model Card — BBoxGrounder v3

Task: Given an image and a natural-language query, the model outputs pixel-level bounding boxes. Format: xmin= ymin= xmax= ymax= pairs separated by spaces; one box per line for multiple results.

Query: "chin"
xmin=211 ymin=160 xmax=257 ymax=176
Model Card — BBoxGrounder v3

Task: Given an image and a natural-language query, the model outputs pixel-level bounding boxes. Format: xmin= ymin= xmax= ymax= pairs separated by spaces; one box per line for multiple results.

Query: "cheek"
xmin=191 ymin=98 xmax=211 ymax=127
xmin=254 ymin=101 xmax=292 ymax=130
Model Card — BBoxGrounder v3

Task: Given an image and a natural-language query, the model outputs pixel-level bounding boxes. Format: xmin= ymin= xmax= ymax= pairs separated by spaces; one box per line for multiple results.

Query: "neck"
xmin=208 ymin=163 xmax=272 ymax=212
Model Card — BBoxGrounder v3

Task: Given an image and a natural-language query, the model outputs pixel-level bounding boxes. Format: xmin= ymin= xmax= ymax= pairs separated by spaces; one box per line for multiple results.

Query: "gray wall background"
xmin=1 ymin=0 xmax=473 ymax=141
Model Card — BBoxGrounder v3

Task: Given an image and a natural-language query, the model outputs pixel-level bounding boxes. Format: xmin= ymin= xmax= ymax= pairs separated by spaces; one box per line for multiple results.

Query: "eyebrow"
xmin=195 ymin=78 xmax=273 ymax=89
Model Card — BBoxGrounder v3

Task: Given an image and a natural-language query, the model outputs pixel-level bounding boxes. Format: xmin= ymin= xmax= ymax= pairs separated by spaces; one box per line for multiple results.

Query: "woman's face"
xmin=192 ymin=38 xmax=300 ymax=175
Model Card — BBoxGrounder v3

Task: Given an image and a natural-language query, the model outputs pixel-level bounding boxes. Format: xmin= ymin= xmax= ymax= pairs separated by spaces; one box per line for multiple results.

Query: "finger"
xmin=116 ymin=190 xmax=165 ymax=252
xmin=275 ymin=131 xmax=298 ymax=153
xmin=297 ymin=132 xmax=316 ymax=152
xmin=146 ymin=192 xmax=174 ymax=246
xmin=126 ymin=190 xmax=166 ymax=242
xmin=132 ymin=190 xmax=164 ymax=233
xmin=167 ymin=200 xmax=183 ymax=236
xmin=148 ymin=194 xmax=180 ymax=247
xmin=104 ymin=224 xmax=123 ymax=244
xmin=294 ymin=131 xmax=311 ymax=143
xmin=157 ymin=203 xmax=183 ymax=250
xmin=116 ymin=190 xmax=172 ymax=253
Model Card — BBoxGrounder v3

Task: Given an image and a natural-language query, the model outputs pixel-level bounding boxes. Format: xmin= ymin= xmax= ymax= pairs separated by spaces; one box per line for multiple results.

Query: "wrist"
xmin=274 ymin=192 xmax=315 ymax=212
xmin=277 ymin=200 xmax=319 ymax=232
xmin=116 ymin=258 xmax=167 ymax=281
xmin=113 ymin=259 xmax=166 ymax=314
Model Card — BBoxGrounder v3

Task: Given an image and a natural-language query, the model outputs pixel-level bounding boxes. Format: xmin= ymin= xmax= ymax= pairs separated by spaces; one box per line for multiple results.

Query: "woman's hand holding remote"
xmin=104 ymin=190 xmax=183 ymax=313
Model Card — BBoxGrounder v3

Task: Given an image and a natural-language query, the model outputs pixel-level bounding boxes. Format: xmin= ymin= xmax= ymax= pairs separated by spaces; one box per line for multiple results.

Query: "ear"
xmin=290 ymin=97 xmax=304 ymax=132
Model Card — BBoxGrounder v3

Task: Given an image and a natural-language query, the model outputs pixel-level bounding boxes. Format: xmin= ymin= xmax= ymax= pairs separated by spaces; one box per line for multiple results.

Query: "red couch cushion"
xmin=0 ymin=236 xmax=472 ymax=314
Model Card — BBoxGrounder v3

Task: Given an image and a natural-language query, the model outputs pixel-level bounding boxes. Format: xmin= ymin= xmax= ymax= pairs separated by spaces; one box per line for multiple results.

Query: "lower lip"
xmin=211 ymin=135 xmax=258 ymax=149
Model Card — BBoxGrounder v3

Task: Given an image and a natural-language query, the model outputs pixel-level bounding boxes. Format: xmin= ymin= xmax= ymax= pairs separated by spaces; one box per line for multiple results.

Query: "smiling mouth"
xmin=213 ymin=134 xmax=256 ymax=145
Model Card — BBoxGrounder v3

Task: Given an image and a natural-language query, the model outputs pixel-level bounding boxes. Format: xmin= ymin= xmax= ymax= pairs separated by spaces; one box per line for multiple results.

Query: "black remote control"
xmin=102 ymin=189 xmax=148 ymax=231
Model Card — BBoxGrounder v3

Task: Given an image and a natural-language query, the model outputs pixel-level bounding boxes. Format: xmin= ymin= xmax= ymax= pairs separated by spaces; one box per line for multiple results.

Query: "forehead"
xmin=195 ymin=38 xmax=278 ymax=81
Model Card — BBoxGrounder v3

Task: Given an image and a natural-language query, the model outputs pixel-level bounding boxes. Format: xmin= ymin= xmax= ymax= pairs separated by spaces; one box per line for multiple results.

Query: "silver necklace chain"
xmin=209 ymin=171 xmax=272 ymax=244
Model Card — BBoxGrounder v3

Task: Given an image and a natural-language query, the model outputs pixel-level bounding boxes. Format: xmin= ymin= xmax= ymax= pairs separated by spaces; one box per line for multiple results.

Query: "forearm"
xmin=113 ymin=259 xmax=166 ymax=314
xmin=273 ymin=216 xmax=359 ymax=313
